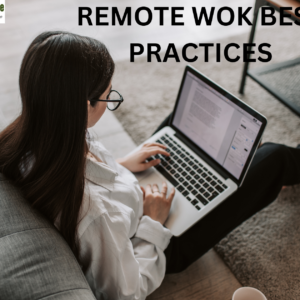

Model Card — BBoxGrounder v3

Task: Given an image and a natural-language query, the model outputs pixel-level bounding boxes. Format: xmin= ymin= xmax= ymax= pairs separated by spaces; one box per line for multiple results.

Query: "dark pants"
xmin=153 ymin=114 xmax=300 ymax=274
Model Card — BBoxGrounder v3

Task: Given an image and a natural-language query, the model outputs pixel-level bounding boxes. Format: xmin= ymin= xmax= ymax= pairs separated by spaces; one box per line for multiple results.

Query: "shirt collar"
xmin=85 ymin=156 xmax=118 ymax=191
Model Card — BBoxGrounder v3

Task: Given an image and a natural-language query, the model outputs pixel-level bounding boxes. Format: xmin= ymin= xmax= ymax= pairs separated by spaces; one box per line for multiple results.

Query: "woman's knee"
xmin=258 ymin=142 xmax=299 ymax=181
xmin=260 ymin=142 xmax=289 ymax=161
xmin=249 ymin=143 xmax=290 ymax=178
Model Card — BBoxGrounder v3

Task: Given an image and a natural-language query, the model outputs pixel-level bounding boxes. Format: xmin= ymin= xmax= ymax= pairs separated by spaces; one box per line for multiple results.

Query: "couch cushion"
xmin=0 ymin=173 xmax=96 ymax=300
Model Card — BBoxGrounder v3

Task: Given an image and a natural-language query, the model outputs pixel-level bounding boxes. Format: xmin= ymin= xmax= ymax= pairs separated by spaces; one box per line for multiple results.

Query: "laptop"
xmin=131 ymin=65 xmax=267 ymax=236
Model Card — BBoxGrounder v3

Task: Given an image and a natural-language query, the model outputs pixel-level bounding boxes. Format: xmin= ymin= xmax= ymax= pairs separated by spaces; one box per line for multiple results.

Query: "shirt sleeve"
xmin=79 ymin=211 xmax=173 ymax=300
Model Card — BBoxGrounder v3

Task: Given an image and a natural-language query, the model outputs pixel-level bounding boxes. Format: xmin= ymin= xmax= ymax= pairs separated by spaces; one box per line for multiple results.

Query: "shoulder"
xmin=87 ymin=134 xmax=111 ymax=158
xmin=87 ymin=135 xmax=118 ymax=169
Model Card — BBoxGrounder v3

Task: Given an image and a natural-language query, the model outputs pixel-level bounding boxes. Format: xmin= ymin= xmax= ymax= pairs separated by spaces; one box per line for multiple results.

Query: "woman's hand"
xmin=117 ymin=143 xmax=170 ymax=173
xmin=140 ymin=182 xmax=175 ymax=225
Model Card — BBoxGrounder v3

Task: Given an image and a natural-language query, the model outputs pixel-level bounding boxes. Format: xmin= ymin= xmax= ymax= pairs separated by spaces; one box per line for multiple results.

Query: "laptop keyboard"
xmin=147 ymin=134 xmax=228 ymax=211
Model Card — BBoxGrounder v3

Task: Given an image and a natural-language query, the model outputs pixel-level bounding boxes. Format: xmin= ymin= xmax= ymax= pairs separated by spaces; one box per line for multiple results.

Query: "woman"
xmin=0 ymin=31 xmax=299 ymax=300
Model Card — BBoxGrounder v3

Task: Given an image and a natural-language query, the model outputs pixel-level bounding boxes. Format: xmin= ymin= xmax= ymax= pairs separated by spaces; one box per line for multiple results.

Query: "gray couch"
xmin=0 ymin=173 xmax=96 ymax=300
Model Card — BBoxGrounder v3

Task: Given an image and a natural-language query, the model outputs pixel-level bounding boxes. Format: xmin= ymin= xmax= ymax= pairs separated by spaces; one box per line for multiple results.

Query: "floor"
xmin=0 ymin=0 xmax=259 ymax=298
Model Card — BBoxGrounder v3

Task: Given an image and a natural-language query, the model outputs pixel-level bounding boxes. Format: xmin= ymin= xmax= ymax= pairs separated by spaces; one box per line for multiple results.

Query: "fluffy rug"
xmin=112 ymin=24 xmax=300 ymax=299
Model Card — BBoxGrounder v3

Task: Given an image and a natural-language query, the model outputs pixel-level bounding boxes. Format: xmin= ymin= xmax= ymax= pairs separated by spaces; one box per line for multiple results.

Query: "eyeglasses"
xmin=90 ymin=90 xmax=124 ymax=111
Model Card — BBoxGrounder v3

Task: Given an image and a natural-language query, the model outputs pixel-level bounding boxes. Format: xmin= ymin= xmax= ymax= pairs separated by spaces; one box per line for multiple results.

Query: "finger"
xmin=141 ymin=159 xmax=160 ymax=171
xmin=144 ymin=142 xmax=167 ymax=149
xmin=161 ymin=182 xmax=168 ymax=196
xmin=143 ymin=143 xmax=151 ymax=148
xmin=152 ymin=184 xmax=160 ymax=193
xmin=145 ymin=147 xmax=170 ymax=158
xmin=167 ymin=187 xmax=176 ymax=203
xmin=145 ymin=184 xmax=153 ymax=195
xmin=143 ymin=147 xmax=169 ymax=157
xmin=140 ymin=186 xmax=145 ymax=198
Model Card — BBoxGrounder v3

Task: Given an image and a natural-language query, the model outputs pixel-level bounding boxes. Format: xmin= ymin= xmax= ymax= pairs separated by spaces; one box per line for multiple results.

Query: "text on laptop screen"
xmin=172 ymin=71 xmax=262 ymax=180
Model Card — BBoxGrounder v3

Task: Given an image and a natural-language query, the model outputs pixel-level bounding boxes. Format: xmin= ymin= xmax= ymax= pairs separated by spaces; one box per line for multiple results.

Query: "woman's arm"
xmin=79 ymin=211 xmax=173 ymax=300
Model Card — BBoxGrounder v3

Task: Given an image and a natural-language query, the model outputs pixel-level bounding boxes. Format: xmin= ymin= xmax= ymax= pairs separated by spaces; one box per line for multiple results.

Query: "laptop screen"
xmin=172 ymin=70 xmax=263 ymax=180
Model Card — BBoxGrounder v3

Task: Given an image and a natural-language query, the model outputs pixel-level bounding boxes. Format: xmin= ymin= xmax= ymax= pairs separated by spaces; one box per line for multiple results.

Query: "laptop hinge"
xmin=174 ymin=132 xmax=230 ymax=181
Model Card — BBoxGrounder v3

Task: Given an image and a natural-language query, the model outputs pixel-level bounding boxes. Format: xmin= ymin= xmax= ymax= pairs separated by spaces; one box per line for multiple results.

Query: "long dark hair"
xmin=0 ymin=31 xmax=115 ymax=262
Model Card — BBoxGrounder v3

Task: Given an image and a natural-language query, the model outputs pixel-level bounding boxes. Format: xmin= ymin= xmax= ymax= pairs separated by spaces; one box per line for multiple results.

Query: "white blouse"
xmin=56 ymin=137 xmax=173 ymax=299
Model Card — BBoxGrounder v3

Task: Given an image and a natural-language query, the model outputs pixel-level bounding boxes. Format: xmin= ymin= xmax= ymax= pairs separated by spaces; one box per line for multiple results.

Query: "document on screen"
xmin=178 ymin=80 xmax=234 ymax=159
